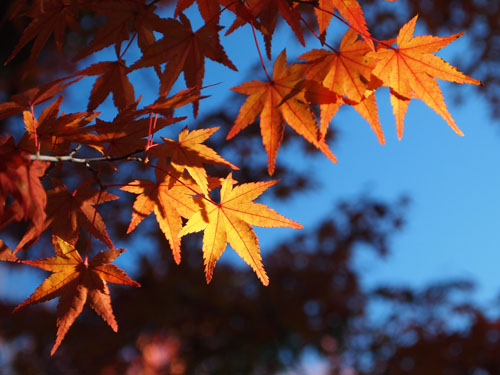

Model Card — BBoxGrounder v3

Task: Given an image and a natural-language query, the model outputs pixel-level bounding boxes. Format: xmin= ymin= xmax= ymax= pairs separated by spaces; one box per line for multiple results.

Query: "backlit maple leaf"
xmin=300 ymin=29 xmax=384 ymax=143
xmin=178 ymin=173 xmax=303 ymax=285
xmin=15 ymin=236 xmax=139 ymax=355
xmin=121 ymin=168 xmax=205 ymax=264
xmin=228 ymin=49 xmax=337 ymax=175
xmin=367 ymin=15 xmax=481 ymax=138
xmin=150 ymin=127 xmax=238 ymax=196
xmin=0 ymin=240 xmax=17 ymax=262
xmin=315 ymin=0 xmax=374 ymax=50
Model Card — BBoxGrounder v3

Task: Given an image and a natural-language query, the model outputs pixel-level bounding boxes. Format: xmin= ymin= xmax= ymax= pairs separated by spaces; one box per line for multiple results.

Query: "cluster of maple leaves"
xmin=0 ymin=0 xmax=480 ymax=355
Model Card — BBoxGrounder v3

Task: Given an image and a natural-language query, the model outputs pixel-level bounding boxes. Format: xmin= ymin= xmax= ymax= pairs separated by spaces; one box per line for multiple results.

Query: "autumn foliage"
xmin=0 ymin=0 xmax=481 ymax=354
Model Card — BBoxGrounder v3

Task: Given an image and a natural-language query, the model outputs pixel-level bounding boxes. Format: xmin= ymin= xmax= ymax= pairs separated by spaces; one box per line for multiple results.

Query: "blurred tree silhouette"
xmin=0 ymin=196 xmax=407 ymax=374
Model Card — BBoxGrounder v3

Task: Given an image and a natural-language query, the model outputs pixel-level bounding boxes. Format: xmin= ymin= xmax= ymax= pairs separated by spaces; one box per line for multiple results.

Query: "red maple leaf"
xmin=5 ymin=0 xmax=80 ymax=68
xmin=76 ymin=60 xmax=135 ymax=112
xmin=131 ymin=14 xmax=237 ymax=114
xmin=0 ymin=136 xmax=49 ymax=242
xmin=222 ymin=0 xmax=305 ymax=58
xmin=18 ymin=96 xmax=99 ymax=155
xmin=16 ymin=179 xmax=118 ymax=251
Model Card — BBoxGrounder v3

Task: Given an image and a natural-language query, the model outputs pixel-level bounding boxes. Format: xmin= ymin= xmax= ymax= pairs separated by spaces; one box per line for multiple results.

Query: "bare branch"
xmin=28 ymin=149 xmax=145 ymax=164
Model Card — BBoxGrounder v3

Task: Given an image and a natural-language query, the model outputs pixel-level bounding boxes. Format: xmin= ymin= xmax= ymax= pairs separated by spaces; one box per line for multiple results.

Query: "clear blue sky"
xmin=189 ymin=6 xmax=500 ymax=308
xmin=2 ymin=1 xmax=499 ymax=316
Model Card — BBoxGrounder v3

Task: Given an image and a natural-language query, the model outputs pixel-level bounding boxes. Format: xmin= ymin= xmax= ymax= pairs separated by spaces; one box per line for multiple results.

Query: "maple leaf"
xmin=5 ymin=0 xmax=80 ymax=68
xmin=121 ymin=166 xmax=212 ymax=264
xmin=75 ymin=0 xmax=164 ymax=60
xmin=130 ymin=14 xmax=237 ymax=114
xmin=76 ymin=60 xmax=135 ymax=112
xmin=299 ymin=29 xmax=384 ymax=143
xmin=0 ymin=136 xmax=49 ymax=241
xmin=85 ymin=105 xmax=182 ymax=157
xmin=314 ymin=0 xmax=374 ymax=50
xmin=222 ymin=0 xmax=305 ymax=58
xmin=15 ymin=236 xmax=139 ymax=355
xmin=144 ymin=88 xmax=204 ymax=118
xmin=367 ymin=15 xmax=481 ymax=138
xmin=228 ymin=49 xmax=337 ymax=175
xmin=175 ymin=0 xmax=221 ymax=24
xmin=16 ymin=179 xmax=118 ymax=251
xmin=0 ymin=76 xmax=82 ymax=120
xmin=18 ymin=96 xmax=99 ymax=155
xmin=178 ymin=173 xmax=303 ymax=285
xmin=150 ymin=127 xmax=238 ymax=196
xmin=0 ymin=240 xmax=18 ymax=262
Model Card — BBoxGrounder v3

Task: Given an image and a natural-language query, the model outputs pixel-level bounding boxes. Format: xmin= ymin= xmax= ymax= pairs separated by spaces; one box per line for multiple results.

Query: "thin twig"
xmin=28 ymin=149 xmax=144 ymax=164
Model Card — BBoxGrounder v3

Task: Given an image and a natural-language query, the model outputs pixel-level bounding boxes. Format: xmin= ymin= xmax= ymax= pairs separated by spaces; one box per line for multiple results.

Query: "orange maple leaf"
xmin=299 ymin=29 xmax=384 ymax=143
xmin=178 ymin=173 xmax=303 ymax=285
xmin=150 ymin=127 xmax=238 ymax=196
xmin=228 ymin=49 xmax=337 ymax=175
xmin=15 ymin=236 xmax=139 ymax=355
xmin=0 ymin=240 xmax=17 ymax=262
xmin=367 ymin=15 xmax=482 ymax=138
xmin=315 ymin=0 xmax=374 ymax=50
xmin=121 ymin=167 xmax=206 ymax=264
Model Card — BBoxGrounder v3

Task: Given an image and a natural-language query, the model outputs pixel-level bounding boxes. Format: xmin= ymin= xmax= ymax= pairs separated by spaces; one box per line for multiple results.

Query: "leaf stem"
xmin=301 ymin=1 xmax=395 ymax=50
xmin=142 ymin=161 xmax=217 ymax=206
xmin=119 ymin=32 xmax=137 ymax=60
xmin=250 ymin=19 xmax=272 ymax=82
xmin=85 ymin=187 xmax=103 ymax=262
xmin=298 ymin=13 xmax=337 ymax=53
xmin=29 ymin=105 xmax=40 ymax=157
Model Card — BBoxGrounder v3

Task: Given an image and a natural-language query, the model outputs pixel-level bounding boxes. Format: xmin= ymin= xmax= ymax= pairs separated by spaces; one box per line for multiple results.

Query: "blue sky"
xmin=2 ymin=1 xmax=500 ymax=316
xmin=189 ymin=5 xmax=500 ymax=307
xmin=183 ymin=6 xmax=500 ymax=307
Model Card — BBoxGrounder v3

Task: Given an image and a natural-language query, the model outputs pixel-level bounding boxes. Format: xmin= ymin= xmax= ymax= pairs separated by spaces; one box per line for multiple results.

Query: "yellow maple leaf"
xmin=178 ymin=173 xmax=302 ymax=285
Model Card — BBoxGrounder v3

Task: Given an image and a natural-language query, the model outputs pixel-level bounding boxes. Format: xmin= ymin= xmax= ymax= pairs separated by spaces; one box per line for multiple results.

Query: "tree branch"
xmin=28 ymin=149 xmax=145 ymax=164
